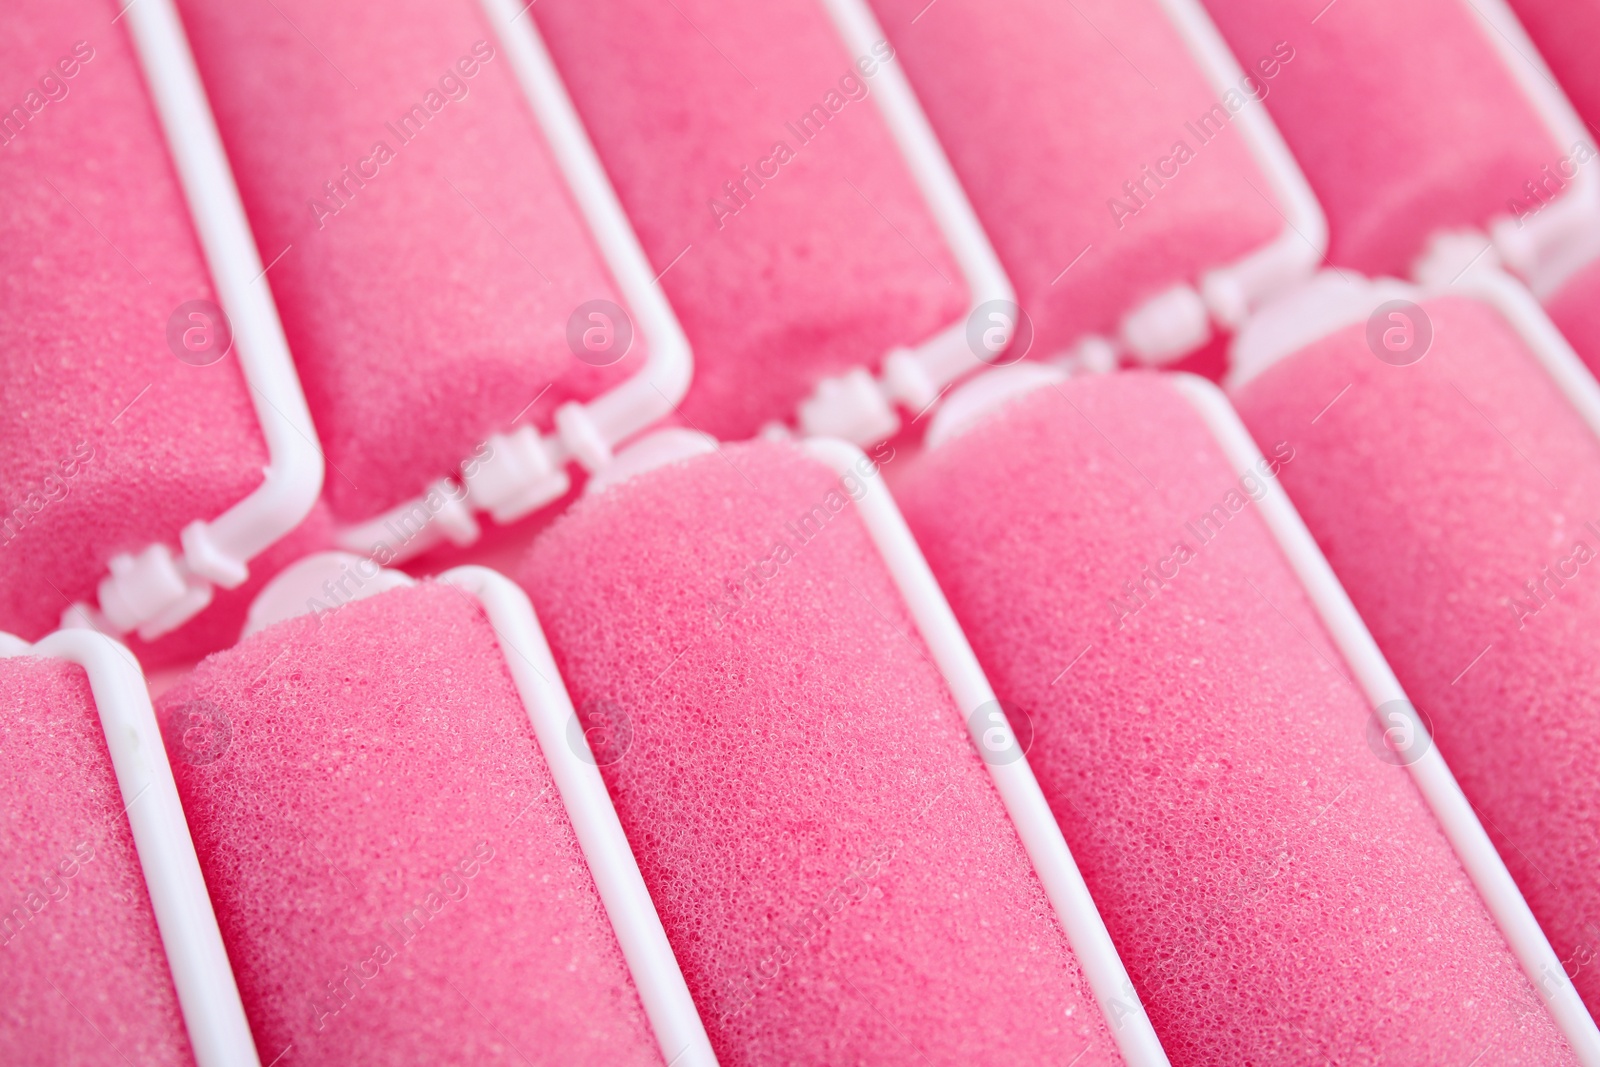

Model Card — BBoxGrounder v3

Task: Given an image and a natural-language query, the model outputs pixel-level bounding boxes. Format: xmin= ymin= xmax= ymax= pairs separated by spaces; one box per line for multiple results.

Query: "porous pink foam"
xmin=895 ymin=375 xmax=1574 ymax=1065
xmin=520 ymin=441 xmax=1117 ymax=1067
xmin=1230 ymin=295 xmax=1600 ymax=1019
xmin=0 ymin=657 xmax=194 ymax=1065
xmin=176 ymin=0 xmax=638 ymax=522
xmin=0 ymin=0 xmax=267 ymax=641
xmin=1546 ymin=255 xmax=1600 ymax=382
xmin=868 ymin=0 xmax=1282 ymax=357
xmin=1201 ymin=0 xmax=1561 ymax=275
xmin=1506 ymin=0 xmax=1600 ymax=136
xmin=532 ymin=0 xmax=967 ymax=440
xmin=157 ymin=584 xmax=663 ymax=1065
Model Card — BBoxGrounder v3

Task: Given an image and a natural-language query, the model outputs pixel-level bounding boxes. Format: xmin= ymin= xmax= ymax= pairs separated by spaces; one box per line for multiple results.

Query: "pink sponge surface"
xmin=1201 ymin=0 xmax=1560 ymax=275
xmin=1231 ymin=295 xmax=1600 ymax=1019
xmin=0 ymin=0 xmax=267 ymax=641
xmin=521 ymin=441 xmax=1116 ymax=1067
xmin=0 ymin=657 xmax=193 ymax=1066
xmin=157 ymin=584 xmax=662 ymax=1066
xmin=176 ymin=0 xmax=638 ymax=522
xmin=896 ymin=375 xmax=1573 ymax=1065
xmin=1546 ymin=255 xmax=1600 ymax=383
xmin=1506 ymin=0 xmax=1600 ymax=138
xmin=868 ymin=0 xmax=1282 ymax=356
xmin=532 ymin=0 xmax=967 ymax=440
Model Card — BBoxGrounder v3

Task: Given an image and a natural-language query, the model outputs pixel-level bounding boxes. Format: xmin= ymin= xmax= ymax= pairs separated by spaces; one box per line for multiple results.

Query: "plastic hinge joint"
xmin=798 ymin=368 xmax=901 ymax=446
xmin=462 ymin=426 xmax=572 ymax=523
xmin=1120 ymin=284 xmax=1212 ymax=365
xmin=555 ymin=401 xmax=614 ymax=474
xmin=96 ymin=543 xmax=216 ymax=639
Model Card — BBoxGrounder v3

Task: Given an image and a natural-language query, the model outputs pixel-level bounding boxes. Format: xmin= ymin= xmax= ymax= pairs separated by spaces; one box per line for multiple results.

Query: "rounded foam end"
xmin=585 ymin=429 xmax=719 ymax=497
xmin=926 ymin=363 xmax=1066 ymax=450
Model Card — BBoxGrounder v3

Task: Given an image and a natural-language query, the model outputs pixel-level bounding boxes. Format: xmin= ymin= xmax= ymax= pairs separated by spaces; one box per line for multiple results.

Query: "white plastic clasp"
xmin=555 ymin=401 xmax=615 ymax=474
xmin=880 ymin=345 xmax=941 ymax=413
xmin=96 ymin=543 xmax=215 ymax=640
xmin=798 ymin=368 xmax=902 ymax=445
xmin=180 ymin=519 xmax=249 ymax=589
xmin=1120 ymin=284 xmax=1212 ymax=365
xmin=1412 ymin=229 xmax=1503 ymax=289
xmin=462 ymin=426 xmax=571 ymax=523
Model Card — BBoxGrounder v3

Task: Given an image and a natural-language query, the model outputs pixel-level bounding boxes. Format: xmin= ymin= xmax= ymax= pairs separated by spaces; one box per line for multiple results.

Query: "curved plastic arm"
xmin=1176 ymin=376 xmax=1600 ymax=1065
xmin=125 ymin=0 xmax=325 ymax=587
xmin=1 ymin=628 xmax=261 ymax=1067
xmin=802 ymin=438 xmax=1174 ymax=1067
xmin=1158 ymin=0 xmax=1329 ymax=326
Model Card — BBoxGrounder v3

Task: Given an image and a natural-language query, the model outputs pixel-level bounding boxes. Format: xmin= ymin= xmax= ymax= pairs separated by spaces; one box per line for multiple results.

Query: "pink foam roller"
xmin=1231 ymin=294 xmax=1600 ymax=1019
xmin=1200 ymin=0 xmax=1559 ymax=274
xmin=156 ymin=584 xmax=664 ymax=1065
xmin=0 ymin=657 xmax=194 ymax=1065
xmin=531 ymin=0 xmax=967 ymax=440
xmin=175 ymin=0 xmax=638 ymax=522
xmin=895 ymin=373 xmax=1573 ymax=1065
xmin=1505 ymin=0 xmax=1600 ymax=136
xmin=520 ymin=440 xmax=1117 ymax=1066
xmin=0 ymin=0 xmax=267 ymax=640
xmin=1546 ymin=256 xmax=1600 ymax=382
xmin=867 ymin=0 xmax=1282 ymax=355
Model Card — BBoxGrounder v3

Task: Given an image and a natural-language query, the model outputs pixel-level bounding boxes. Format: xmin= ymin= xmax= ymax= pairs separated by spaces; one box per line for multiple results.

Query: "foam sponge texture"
xmin=0 ymin=0 xmax=267 ymax=641
xmin=1545 ymin=254 xmax=1600 ymax=384
xmin=176 ymin=0 xmax=638 ymax=522
xmin=1231 ymin=295 xmax=1600 ymax=1020
xmin=0 ymin=657 xmax=193 ymax=1066
xmin=532 ymin=0 xmax=967 ymax=440
xmin=156 ymin=584 xmax=663 ymax=1065
xmin=1201 ymin=0 xmax=1559 ymax=275
xmin=521 ymin=441 xmax=1116 ymax=1067
xmin=1506 ymin=0 xmax=1600 ymax=137
xmin=896 ymin=375 xmax=1574 ymax=1065
xmin=868 ymin=0 xmax=1282 ymax=355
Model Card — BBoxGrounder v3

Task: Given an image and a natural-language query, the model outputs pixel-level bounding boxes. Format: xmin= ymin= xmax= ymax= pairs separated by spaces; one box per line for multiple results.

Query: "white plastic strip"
xmin=104 ymin=0 xmax=324 ymax=638
xmin=1174 ymin=375 xmax=1600 ymax=1064
xmin=1466 ymin=0 xmax=1600 ymax=288
xmin=802 ymin=438 xmax=1173 ymax=1067
xmin=0 ymin=629 xmax=261 ymax=1067
xmin=1452 ymin=263 xmax=1600 ymax=443
xmin=245 ymin=558 xmax=718 ymax=1067
xmin=482 ymin=0 xmax=693 ymax=451
xmin=338 ymin=0 xmax=696 ymax=563
xmin=438 ymin=566 xmax=719 ymax=1067
xmin=1157 ymin=0 xmax=1329 ymax=326
xmin=808 ymin=0 xmax=1018 ymax=442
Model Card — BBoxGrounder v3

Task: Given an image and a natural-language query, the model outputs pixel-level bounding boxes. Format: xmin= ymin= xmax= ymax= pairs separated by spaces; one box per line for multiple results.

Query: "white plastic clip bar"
xmin=1448 ymin=262 xmax=1600 ymax=445
xmin=245 ymin=558 xmax=718 ymax=1067
xmin=802 ymin=437 xmax=1173 ymax=1067
xmin=87 ymin=0 xmax=325 ymax=640
xmin=0 ymin=628 xmax=260 ymax=1067
xmin=483 ymin=0 xmax=694 ymax=455
xmin=1466 ymin=0 xmax=1600 ymax=290
xmin=339 ymin=0 xmax=697 ymax=564
xmin=438 ymin=567 xmax=719 ymax=1067
xmin=1175 ymin=375 xmax=1600 ymax=1065
xmin=803 ymin=0 xmax=1018 ymax=444
xmin=1157 ymin=0 xmax=1329 ymax=328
